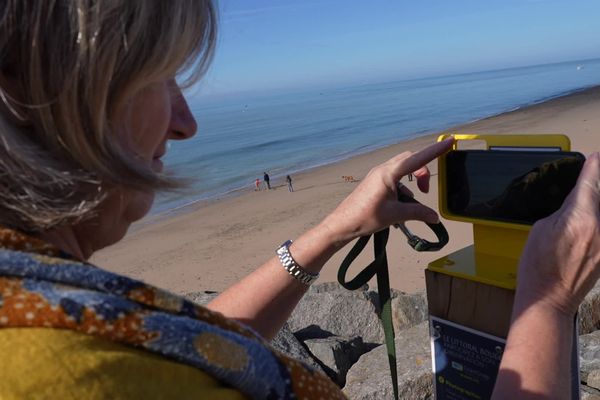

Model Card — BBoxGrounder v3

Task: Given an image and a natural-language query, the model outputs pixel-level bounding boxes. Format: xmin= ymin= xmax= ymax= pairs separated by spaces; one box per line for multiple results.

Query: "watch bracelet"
xmin=276 ymin=240 xmax=319 ymax=286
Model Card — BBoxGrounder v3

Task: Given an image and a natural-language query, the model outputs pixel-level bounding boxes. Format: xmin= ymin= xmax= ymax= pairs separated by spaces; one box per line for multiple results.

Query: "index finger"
xmin=391 ymin=137 xmax=455 ymax=181
xmin=565 ymin=152 xmax=600 ymax=216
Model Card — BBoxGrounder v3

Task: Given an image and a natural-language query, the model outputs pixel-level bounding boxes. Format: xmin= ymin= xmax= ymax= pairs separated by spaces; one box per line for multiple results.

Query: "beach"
xmin=92 ymin=86 xmax=600 ymax=295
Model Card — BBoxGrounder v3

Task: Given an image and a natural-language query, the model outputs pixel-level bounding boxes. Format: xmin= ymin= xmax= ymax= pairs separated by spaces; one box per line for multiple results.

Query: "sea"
xmin=155 ymin=58 xmax=600 ymax=214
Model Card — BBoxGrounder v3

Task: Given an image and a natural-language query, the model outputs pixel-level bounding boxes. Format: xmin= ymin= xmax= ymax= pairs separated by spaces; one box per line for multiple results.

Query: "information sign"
xmin=431 ymin=316 xmax=505 ymax=400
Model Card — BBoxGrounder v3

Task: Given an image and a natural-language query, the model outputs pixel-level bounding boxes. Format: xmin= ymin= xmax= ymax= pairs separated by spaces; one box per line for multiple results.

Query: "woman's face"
xmin=79 ymin=79 xmax=197 ymax=253
xmin=124 ymin=79 xmax=197 ymax=175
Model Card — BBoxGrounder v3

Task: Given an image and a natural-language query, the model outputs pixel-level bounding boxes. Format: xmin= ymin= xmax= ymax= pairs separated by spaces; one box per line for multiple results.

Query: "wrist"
xmin=512 ymin=289 xmax=576 ymax=324
xmin=499 ymin=291 xmax=574 ymax=399
xmin=287 ymin=223 xmax=345 ymax=275
xmin=318 ymin=213 xmax=357 ymax=248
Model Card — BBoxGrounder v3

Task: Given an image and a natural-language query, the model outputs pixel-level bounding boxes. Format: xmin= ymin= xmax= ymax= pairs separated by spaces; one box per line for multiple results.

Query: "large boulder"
xmin=294 ymin=324 xmax=336 ymax=341
xmin=344 ymin=322 xmax=433 ymax=400
xmin=582 ymin=385 xmax=600 ymax=400
xmin=303 ymin=335 xmax=376 ymax=387
xmin=310 ymin=281 xmax=368 ymax=294
xmin=580 ymin=330 xmax=600 ymax=388
xmin=288 ymin=282 xmax=385 ymax=344
xmin=185 ymin=291 xmax=325 ymax=373
xmin=368 ymin=289 xmax=429 ymax=333
xmin=391 ymin=291 xmax=428 ymax=331
xmin=580 ymin=285 xmax=600 ymax=335
xmin=587 ymin=371 xmax=600 ymax=393
xmin=271 ymin=323 xmax=325 ymax=374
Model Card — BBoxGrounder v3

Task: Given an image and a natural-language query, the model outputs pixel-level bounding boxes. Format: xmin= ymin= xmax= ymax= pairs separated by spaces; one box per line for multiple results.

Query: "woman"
xmin=0 ymin=1 xmax=444 ymax=398
xmin=0 ymin=2 xmax=598 ymax=399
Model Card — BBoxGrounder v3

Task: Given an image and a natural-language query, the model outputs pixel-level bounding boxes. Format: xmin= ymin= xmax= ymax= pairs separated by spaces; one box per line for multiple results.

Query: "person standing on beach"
xmin=255 ymin=178 xmax=261 ymax=191
xmin=286 ymin=175 xmax=294 ymax=192
xmin=263 ymin=172 xmax=271 ymax=190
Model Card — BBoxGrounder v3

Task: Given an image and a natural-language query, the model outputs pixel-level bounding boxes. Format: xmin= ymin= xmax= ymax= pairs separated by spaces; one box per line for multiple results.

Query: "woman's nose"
xmin=168 ymin=83 xmax=197 ymax=140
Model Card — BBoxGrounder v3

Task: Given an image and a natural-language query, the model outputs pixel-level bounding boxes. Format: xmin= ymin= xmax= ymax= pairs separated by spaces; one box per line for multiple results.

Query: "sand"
xmin=91 ymin=86 xmax=600 ymax=295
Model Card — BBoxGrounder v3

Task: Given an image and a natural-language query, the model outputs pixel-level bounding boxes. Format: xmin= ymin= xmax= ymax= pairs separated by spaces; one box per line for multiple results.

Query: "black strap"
xmin=395 ymin=193 xmax=449 ymax=252
xmin=338 ymin=193 xmax=449 ymax=400
xmin=338 ymin=227 xmax=399 ymax=400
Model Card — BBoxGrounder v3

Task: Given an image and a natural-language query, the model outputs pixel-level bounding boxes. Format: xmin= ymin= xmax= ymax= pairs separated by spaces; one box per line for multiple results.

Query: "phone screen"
xmin=445 ymin=150 xmax=585 ymax=225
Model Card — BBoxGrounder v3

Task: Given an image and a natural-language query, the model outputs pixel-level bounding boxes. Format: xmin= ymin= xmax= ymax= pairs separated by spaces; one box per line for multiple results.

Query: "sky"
xmin=194 ymin=0 xmax=600 ymax=97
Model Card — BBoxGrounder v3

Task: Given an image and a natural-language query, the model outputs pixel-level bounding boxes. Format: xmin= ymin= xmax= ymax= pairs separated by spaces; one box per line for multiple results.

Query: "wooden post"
xmin=426 ymin=250 xmax=580 ymax=399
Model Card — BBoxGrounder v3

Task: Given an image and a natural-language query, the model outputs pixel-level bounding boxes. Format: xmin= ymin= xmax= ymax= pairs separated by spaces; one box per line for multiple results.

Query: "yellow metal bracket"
xmin=428 ymin=133 xmax=571 ymax=289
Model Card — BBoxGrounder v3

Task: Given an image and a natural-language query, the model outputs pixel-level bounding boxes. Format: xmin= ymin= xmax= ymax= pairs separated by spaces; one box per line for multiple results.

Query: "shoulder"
xmin=0 ymin=327 xmax=249 ymax=400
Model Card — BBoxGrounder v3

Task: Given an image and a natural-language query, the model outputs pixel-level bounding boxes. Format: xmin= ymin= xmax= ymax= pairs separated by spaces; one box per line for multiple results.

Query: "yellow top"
xmin=0 ymin=327 xmax=248 ymax=400
xmin=0 ymin=225 xmax=347 ymax=400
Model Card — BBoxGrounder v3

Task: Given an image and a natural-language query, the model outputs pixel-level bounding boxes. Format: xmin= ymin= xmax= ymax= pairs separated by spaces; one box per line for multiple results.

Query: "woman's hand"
xmin=209 ymin=137 xmax=455 ymax=339
xmin=515 ymin=151 xmax=600 ymax=317
xmin=492 ymin=153 xmax=600 ymax=399
xmin=320 ymin=137 xmax=455 ymax=245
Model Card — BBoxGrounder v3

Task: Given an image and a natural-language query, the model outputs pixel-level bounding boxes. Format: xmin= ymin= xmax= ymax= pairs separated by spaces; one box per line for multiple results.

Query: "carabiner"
xmin=395 ymin=191 xmax=449 ymax=252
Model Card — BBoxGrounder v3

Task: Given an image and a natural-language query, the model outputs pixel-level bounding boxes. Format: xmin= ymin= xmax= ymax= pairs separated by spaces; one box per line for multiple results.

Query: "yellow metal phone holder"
xmin=429 ymin=133 xmax=571 ymax=290
xmin=426 ymin=133 xmax=579 ymax=400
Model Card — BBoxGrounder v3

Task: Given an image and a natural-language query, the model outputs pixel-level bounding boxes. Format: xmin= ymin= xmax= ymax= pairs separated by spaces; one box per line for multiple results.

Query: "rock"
xmin=184 ymin=290 xmax=219 ymax=305
xmin=580 ymin=330 xmax=600 ymax=385
xmin=288 ymin=282 xmax=385 ymax=344
xmin=368 ymin=289 xmax=428 ymax=333
xmin=582 ymin=384 xmax=600 ymax=400
xmin=310 ymin=281 xmax=368 ymax=294
xmin=294 ymin=324 xmax=336 ymax=341
xmin=184 ymin=292 xmax=325 ymax=374
xmin=344 ymin=322 xmax=432 ymax=400
xmin=271 ymin=323 xmax=325 ymax=374
xmin=579 ymin=285 xmax=600 ymax=335
xmin=303 ymin=335 xmax=376 ymax=386
xmin=391 ymin=290 xmax=428 ymax=332
xmin=589 ymin=371 xmax=600 ymax=392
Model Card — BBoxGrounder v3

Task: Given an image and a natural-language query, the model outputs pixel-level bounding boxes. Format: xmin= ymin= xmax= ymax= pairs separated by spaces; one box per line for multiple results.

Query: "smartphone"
xmin=444 ymin=149 xmax=585 ymax=225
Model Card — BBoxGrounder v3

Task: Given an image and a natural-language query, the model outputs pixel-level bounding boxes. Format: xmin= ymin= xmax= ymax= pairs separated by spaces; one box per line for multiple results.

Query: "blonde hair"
xmin=0 ymin=0 xmax=217 ymax=232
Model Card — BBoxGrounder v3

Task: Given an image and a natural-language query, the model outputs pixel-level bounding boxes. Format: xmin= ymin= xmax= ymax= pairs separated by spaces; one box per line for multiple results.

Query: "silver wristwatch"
xmin=276 ymin=240 xmax=319 ymax=286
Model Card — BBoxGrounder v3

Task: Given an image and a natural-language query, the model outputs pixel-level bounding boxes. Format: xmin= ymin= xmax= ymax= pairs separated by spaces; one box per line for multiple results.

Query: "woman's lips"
xmin=152 ymin=143 xmax=168 ymax=172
